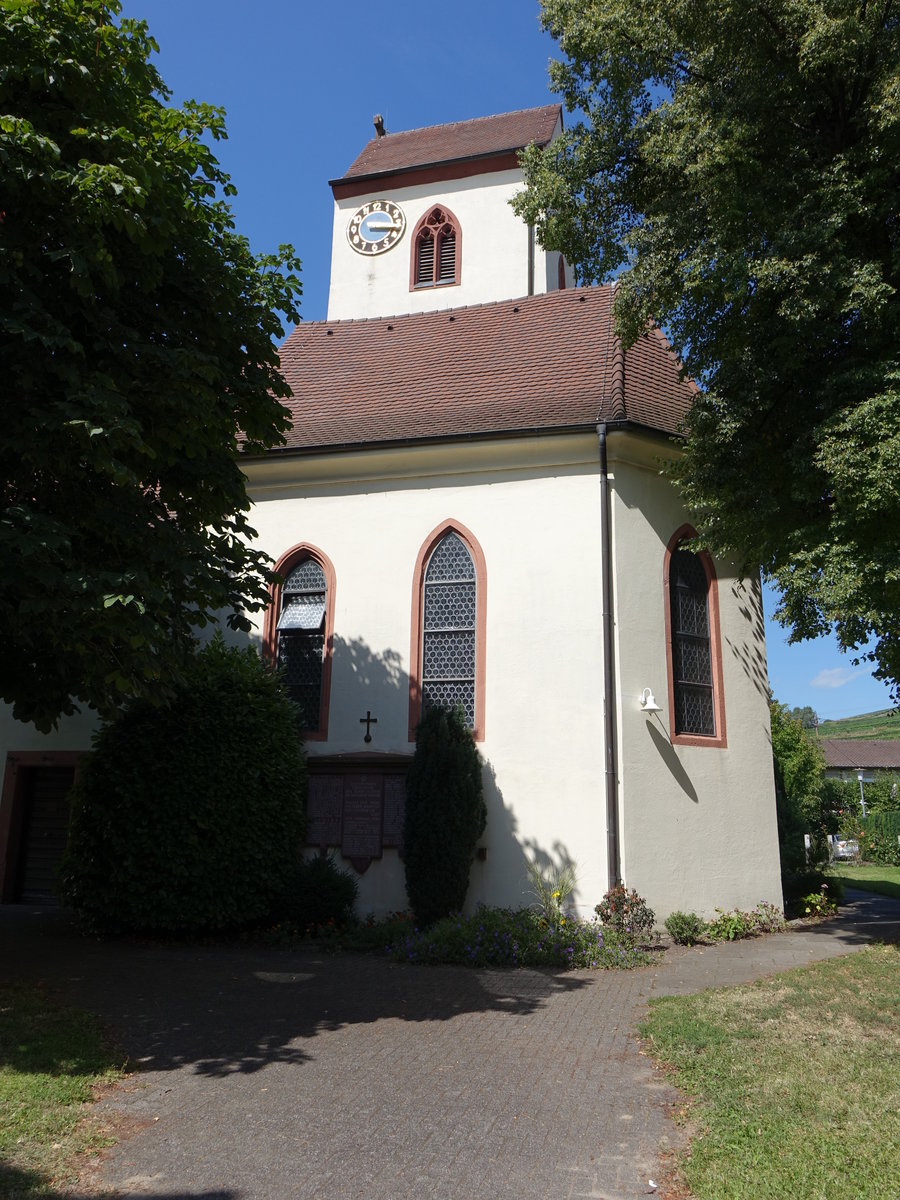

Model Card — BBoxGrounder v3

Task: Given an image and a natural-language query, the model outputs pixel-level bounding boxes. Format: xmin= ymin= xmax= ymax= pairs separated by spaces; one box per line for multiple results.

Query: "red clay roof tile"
xmin=821 ymin=739 xmax=900 ymax=771
xmin=337 ymin=106 xmax=562 ymax=182
xmin=274 ymin=287 xmax=695 ymax=453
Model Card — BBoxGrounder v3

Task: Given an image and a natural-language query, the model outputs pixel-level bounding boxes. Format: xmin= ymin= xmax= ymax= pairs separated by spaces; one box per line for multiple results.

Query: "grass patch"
xmin=817 ymin=709 xmax=900 ymax=740
xmin=640 ymin=945 xmax=900 ymax=1200
xmin=0 ymin=985 xmax=127 ymax=1197
xmin=828 ymin=862 xmax=900 ymax=901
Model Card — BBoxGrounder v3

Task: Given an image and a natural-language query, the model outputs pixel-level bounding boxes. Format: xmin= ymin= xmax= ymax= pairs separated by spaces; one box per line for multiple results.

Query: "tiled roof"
xmin=275 ymin=287 xmax=697 ymax=452
xmin=820 ymin=739 xmax=900 ymax=771
xmin=337 ymin=106 xmax=562 ymax=182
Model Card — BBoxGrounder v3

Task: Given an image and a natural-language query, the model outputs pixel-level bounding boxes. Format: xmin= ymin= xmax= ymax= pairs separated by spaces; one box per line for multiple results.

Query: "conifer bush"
xmin=61 ymin=636 xmax=307 ymax=934
xmin=402 ymin=705 xmax=486 ymax=927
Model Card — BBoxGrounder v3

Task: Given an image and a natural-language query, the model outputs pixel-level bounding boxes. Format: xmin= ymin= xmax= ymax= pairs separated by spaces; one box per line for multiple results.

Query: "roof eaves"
xmin=329 ymin=146 xmax=532 ymax=189
xmin=247 ymin=422 xmax=600 ymax=461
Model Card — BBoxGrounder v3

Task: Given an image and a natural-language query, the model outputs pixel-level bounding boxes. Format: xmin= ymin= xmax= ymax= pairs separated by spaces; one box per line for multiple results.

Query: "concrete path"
xmin=2 ymin=889 xmax=898 ymax=1200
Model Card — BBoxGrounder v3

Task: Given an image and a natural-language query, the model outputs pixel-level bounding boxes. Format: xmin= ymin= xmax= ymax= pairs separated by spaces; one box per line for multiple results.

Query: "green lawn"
xmin=828 ymin=862 xmax=900 ymax=901
xmin=640 ymin=946 xmax=900 ymax=1200
xmin=0 ymin=986 xmax=126 ymax=1198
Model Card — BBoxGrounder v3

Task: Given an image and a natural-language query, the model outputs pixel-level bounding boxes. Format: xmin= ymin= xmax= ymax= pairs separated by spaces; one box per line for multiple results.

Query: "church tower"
xmin=326 ymin=106 xmax=574 ymax=321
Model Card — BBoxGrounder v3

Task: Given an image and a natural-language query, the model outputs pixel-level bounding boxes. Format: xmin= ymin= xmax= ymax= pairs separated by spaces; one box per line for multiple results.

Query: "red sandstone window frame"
xmin=663 ymin=525 xmax=728 ymax=749
xmin=409 ymin=205 xmax=463 ymax=291
xmin=408 ymin=519 xmax=487 ymax=743
xmin=263 ymin=543 xmax=336 ymax=742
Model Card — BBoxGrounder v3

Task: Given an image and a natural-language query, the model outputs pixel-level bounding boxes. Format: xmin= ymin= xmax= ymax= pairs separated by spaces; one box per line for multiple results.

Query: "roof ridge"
xmin=374 ymin=104 xmax=560 ymax=143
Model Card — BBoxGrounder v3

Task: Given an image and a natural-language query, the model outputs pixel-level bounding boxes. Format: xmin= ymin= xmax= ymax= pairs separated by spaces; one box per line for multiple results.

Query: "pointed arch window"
xmin=409 ymin=521 xmax=486 ymax=741
xmin=263 ymin=544 xmax=335 ymax=740
xmin=410 ymin=206 xmax=462 ymax=290
xmin=664 ymin=528 xmax=727 ymax=747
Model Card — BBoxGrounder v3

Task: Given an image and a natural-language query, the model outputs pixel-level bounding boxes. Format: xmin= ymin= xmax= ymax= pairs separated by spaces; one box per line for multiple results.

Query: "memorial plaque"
xmin=341 ymin=773 xmax=383 ymax=859
xmin=382 ymin=775 xmax=406 ymax=847
xmin=306 ymin=776 xmax=343 ymax=848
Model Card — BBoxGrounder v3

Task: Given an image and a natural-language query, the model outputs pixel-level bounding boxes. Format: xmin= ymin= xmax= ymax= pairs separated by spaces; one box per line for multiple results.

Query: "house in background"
xmin=0 ymin=106 xmax=783 ymax=919
xmin=821 ymin=739 xmax=900 ymax=783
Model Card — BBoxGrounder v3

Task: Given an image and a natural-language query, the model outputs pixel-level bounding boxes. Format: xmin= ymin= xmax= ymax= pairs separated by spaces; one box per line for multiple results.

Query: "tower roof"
xmin=331 ymin=105 xmax=562 ymax=188
xmin=273 ymin=287 xmax=697 ymax=454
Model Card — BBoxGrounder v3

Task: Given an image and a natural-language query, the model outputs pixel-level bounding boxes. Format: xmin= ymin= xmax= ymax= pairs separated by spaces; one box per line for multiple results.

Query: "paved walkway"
xmin=2 ymin=889 xmax=898 ymax=1200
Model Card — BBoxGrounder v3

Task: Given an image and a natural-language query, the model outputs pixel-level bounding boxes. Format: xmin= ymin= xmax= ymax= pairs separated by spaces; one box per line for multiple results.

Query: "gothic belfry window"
xmin=411 ymin=206 xmax=461 ymax=288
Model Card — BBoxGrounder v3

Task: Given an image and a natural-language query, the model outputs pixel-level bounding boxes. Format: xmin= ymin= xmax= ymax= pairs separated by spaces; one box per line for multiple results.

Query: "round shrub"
xmin=403 ymin=705 xmax=486 ymax=927
xmin=60 ymin=636 xmax=306 ymax=935
xmin=276 ymin=853 xmax=358 ymax=932
xmin=664 ymin=910 xmax=706 ymax=946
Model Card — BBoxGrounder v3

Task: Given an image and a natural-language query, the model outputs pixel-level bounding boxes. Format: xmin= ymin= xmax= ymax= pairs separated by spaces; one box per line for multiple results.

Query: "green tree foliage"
xmin=403 ymin=706 xmax=487 ymax=927
xmin=791 ymin=706 xmax=820 ymax=732
xmin=514 ymin=1 xmax=900 ymax=697
xmin=0 ymin=1 xmax=302 ymax=731
xmin=770 ymin=700 xmax=829 ymax=872
xmin=60 ymin=637 xmax=307 ymax=934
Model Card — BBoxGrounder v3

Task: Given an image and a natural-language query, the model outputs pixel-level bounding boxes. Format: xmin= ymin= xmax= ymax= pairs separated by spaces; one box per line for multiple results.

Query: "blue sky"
xmin=119 ymin=0 xmax=894 ymax=722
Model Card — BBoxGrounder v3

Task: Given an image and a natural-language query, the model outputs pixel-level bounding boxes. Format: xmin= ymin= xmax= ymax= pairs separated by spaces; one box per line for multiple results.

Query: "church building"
xmin=0 ymin=106 xmax=783 ymax=919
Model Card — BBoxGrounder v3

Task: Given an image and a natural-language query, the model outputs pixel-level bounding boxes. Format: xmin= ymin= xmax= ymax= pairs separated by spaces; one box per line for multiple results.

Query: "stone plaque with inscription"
xmin=306 ymin=776 xmax=343 ymax=848
xmin=382 ymin=775 xmax=406 ymax=847
xmin=341 ymin=773 xmax=383 ymax=859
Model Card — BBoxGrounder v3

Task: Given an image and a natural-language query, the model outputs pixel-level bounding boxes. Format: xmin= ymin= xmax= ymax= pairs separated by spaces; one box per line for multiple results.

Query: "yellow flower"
xmin=552 ymin=891 xmax=561 ymax=900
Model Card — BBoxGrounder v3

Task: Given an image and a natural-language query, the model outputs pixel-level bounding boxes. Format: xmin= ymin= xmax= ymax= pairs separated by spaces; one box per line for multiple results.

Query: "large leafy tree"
xmin=0 ymin=0 xmax=301 ymax=731
xmin=514 ymin=1 xmax=900 ymax=697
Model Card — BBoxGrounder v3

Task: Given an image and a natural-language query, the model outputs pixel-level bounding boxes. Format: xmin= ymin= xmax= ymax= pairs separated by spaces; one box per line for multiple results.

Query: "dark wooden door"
xmin=16 ymin=766 xmax=76 ymax=903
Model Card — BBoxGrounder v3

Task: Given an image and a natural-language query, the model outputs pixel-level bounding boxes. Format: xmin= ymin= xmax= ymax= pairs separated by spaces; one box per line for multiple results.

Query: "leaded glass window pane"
xmin=278 ymin=558 xmax=326 ymax=730
xmin=670 ymin=547 xmax=715 ymax=736
xmin=422 ymin=533 xmax=476 ymax=728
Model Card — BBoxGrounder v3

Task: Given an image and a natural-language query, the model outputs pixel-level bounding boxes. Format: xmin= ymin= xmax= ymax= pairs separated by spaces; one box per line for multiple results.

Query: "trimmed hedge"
xmin=60 ymin=636 xmax=307 ymax=934
xmin=858 ymin=810 xmax=900 ymax=866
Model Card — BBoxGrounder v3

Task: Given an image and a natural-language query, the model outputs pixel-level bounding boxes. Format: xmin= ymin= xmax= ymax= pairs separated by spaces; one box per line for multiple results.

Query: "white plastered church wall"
xmin=607 ymin=435 xmax=783 ymax=919
xmin=327 ymin=170 xmax=558 ymax=321
xmin=245 ymin=433 xmax=612 ymax=918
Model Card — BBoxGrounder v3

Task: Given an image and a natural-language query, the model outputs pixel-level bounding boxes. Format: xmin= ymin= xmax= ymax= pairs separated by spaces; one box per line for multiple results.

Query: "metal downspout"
xmin=597 ymin=421 xmax=621 ymax=888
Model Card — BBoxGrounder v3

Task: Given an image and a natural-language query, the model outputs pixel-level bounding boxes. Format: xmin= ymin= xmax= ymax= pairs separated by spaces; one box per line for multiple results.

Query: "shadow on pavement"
xmin=0 ymin=1161 xmax=238 ymax=1198
xmin=0 ymin=907 xmax=592 ymax=1078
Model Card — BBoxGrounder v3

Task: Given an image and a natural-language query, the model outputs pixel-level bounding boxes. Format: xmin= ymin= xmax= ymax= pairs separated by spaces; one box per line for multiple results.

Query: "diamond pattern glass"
xmin=284 ymin=559 xmax=326 ymax=594
xmin=277 ymin=557 xmax=327 ymax=731
xmin=423 ymin=680 xmax=475 ymax=727
xmin=425 ymin=533 xmax=475 ymax=583
xmin=670 ymin=547 xmax=715 ymax=736
xmin=422 ymin=533 xmax=476 ymax=729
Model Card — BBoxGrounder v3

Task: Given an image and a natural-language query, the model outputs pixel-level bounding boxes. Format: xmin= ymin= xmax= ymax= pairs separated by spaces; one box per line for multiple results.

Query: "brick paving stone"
xmin=1 ymin=889 xmax=898 ymax=1200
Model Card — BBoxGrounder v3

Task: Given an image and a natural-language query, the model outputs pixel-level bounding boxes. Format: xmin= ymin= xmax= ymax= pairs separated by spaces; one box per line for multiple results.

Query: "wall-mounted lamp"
xmin=639 ymin=688 xmax=662 ymax=714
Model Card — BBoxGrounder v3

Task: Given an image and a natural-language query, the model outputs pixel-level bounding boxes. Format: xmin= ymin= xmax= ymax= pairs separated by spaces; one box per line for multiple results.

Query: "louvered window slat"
xmin=413 ymin=208 xmax=459 ymax=287
xmin=438 ymin=232 xmax=456 ymax=281
xmin=417 ymin=234 xmax=434 ymax=284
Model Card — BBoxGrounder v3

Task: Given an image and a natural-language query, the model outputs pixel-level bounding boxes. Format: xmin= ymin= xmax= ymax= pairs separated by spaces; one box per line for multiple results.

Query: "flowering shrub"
xmin=526 ymin=859 xmax=577 ymax=930
xmin=705 ymin=902 xmax=786 ymax=941
xmin=801 ymin=884 xmax=838 ymax=919
xmin=594 ymin=885 xmax=656 ymax=947
xmin=385 ymin=905 xmax=653 ymax=969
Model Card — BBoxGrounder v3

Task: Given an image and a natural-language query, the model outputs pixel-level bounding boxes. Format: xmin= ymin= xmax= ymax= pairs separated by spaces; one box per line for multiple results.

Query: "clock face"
xmin=347 ymin=200 xmax=406 ymax=255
